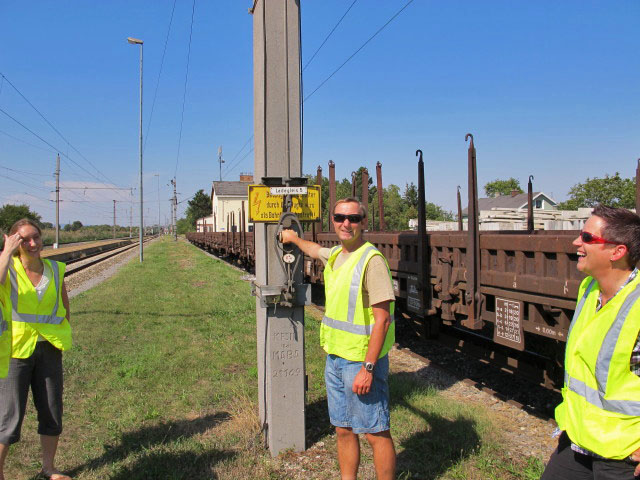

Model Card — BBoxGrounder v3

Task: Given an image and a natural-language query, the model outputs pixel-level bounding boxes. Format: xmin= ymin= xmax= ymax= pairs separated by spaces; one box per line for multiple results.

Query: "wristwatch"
xmin=363 ymin=361 xmax=375 ymax=373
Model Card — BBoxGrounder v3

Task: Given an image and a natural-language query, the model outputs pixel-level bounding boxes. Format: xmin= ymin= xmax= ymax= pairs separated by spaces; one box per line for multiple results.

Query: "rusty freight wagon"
xmin=187 ymin=136 xmax=639 ymax=390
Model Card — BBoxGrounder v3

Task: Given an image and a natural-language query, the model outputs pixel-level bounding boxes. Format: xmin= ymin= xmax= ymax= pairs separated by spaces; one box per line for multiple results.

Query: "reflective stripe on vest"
xmin=565 ymin=281 xmax=640 ymax=416
xmin=321 ymin=245 xmax=395 ymax=335
xmin=9 ymin=261 xmax=65 ymax=325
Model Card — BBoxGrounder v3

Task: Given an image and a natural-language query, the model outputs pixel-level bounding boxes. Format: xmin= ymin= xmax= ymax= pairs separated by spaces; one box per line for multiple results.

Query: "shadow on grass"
xmin=391 ymin=372 xmax=481 ymax=479
xmin=107 ymin=449 xmax=236 ymax=480
xmin=305 ymin=396 xmax=333 ymax=446
xmin=66 ymin=412 xmax=234 ymax=479
xmin=304 ymin=370 xmax=481 ymax=478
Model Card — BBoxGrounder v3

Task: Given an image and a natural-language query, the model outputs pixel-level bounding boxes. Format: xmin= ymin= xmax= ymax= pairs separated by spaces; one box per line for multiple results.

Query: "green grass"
xmin=4 ymin=238 xmax=545 ymax=479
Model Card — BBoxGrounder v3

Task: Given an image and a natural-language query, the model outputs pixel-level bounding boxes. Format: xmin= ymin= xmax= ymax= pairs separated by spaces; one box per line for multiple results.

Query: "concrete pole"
xmin=54 ymin=154 xmax=60 ymax=248
xmin=156 ymin=174 xmax=161 ymax=234
xmin=251 ymin=0 xmax=305 ymax=456
xmin=113 ymin=200 xmax=116 ymax=239
xmin=171 ymin=178 xmax=177 ymax=241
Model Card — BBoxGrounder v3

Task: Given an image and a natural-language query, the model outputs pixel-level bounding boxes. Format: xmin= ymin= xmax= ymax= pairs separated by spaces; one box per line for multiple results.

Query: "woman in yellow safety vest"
xmin=0 ymin=218 xmax=72 ymax=480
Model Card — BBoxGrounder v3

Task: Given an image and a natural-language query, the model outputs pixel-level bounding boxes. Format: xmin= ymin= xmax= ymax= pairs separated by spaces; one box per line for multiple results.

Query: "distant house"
xmin=462 ymin=191 xmax=557 ymax=219
xmin=196 ymin=215 xmax=215 ymax=232
xmin=206 ymin=173 xmax=253 ymax=232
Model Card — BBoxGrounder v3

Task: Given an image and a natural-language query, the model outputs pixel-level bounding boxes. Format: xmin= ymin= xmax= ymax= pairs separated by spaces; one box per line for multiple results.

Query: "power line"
xmin=0 ymin=129 xmax=57 ymax=153
xmin=144 ymin=0 xmax=178 ymax=153
xmin=0 ymin=164 xmax=53 ymax=178
xmin=302 ymin=0 xmax=358 ymax=72
xmin=0 ymin=173 xmax=51 ymax=192
xmin=0 ymin=72 xmax=122 ymax=189
xmin=0 ymin=106 xmax=131 ymax=201
xmin=222 ymin=147 xmax=254 ymax=180
xmin=303 ymin=0 xmax=415 ymax=103
xmin=222 ymin=135 xmax=253 ymax=178
xmin=173 ymin=0 xmax=197 ymax=179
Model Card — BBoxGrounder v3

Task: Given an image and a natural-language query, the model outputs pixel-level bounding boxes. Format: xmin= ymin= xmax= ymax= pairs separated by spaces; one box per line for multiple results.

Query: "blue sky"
xmin=1 ymin=1 xmax=638 ymax=226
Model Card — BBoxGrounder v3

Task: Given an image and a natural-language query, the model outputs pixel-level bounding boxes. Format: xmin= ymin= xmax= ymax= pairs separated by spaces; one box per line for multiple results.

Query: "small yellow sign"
xmin=248 ymin=185 xmax=321 ymax=222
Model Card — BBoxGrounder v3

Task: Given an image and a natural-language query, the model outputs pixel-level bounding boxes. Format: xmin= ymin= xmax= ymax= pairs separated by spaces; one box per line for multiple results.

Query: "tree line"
xmin=483 ymin=173 xmax=635 ymax=210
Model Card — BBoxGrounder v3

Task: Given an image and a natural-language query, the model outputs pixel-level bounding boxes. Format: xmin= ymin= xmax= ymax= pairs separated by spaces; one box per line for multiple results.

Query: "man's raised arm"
xmin=279 ymin=229 xmax=323 ymax=260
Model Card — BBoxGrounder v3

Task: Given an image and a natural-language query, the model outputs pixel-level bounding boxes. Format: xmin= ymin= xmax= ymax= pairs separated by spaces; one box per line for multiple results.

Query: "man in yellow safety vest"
xmin=281 ymin=197 xmax=396 ymax=480
xmin=541 ymin=205 xmax=640 ymax=479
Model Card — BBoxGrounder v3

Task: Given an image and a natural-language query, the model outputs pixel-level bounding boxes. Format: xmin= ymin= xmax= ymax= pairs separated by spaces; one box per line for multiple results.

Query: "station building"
xmin=197 ymin=173 xmax=253 ymax=233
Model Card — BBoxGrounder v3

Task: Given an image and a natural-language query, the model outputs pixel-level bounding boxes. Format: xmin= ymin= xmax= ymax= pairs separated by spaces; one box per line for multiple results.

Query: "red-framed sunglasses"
xmin=580 ymin=231 xmax=619 ymax=245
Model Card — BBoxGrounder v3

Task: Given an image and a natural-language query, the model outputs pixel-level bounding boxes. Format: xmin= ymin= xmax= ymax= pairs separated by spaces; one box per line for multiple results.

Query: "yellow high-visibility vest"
xmin=7 ymin=256 xmax=71 ymax=359
xmin=555 ymin=274 xmax=640 ymax=459
xmin=321 ymin=242 xmax=395 ymax=362
xmin=0 ymin=296 xmax=10 ymax=377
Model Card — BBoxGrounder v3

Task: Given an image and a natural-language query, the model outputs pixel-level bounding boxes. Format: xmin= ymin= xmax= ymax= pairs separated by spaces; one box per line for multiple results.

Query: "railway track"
xmin=64 ymin=242 xmax=141 ymax=275
xmin=42 ymin=237 xmax=153 ymax=275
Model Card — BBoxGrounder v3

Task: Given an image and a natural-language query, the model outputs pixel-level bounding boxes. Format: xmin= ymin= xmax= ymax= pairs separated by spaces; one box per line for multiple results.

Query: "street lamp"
xmin=127 ymin=36 xmax=144 ymax=262
xmin=154 ymin=173 xmax=160 ymax=234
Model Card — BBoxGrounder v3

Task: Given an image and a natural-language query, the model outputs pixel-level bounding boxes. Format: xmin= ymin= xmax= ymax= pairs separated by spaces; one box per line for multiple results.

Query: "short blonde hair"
xmin=332 ymin=197 xmax=367 ymax=218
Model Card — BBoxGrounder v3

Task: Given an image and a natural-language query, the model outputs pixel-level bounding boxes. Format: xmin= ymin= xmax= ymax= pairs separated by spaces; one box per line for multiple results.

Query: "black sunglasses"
xmin=333 ymin=214 xmax=363 ymax=224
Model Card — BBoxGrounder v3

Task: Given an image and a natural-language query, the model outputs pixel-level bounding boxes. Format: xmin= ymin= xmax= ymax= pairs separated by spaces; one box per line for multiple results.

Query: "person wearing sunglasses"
xmin=280 ymin=197 xmax=396 ymax=480
xmin=541 ymin=205 xmax=640 ymax=480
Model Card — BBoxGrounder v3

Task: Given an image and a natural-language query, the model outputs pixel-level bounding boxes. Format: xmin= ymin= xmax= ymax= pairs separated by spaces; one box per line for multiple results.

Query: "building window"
xmin=535 ymin=199 xmax=542 ymax=208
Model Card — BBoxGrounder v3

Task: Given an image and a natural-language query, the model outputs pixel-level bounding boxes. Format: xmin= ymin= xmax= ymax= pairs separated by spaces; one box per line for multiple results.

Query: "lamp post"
xmin=155 ymin=173 xmax=160 ymax=234
xmin=127 ymin=36 xmax=144 ymax=262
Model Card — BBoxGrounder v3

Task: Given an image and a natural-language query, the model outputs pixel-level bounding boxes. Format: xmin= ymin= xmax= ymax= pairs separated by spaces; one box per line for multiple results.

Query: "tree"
xmin=70 ymin=220 xmax=83 ymax=231
xmin=0 ymin=204 xmax=42 ymax=233
xmin=426 ymin=202 xmax=454 ymax=221
xmin=176 ymin=217 xmax=192 ymax=234
xmin=185 ymin=190 xmax=212 ymax=227
xmin=484 ymin=178 xmax=523 ymax=197
xmin=403 ymin=183 xmax=418 ymax=209
xmin=557 ymin=173 xmax=635 ymax=210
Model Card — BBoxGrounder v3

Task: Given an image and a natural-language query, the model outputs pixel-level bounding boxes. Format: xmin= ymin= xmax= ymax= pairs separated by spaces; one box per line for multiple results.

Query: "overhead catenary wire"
xmin=222 ymin=147 xmax=254 ymax=180
xmin=303 ymin=0 xmax=415 ymax=103
xmin=0 ymin=72 xmax=123 ymax=190
xmin=0 ymin=106 xmax=131 ymax=202
xmin=173 ymin=0 xmax=197 ymax=179
xmin=302 ymin=0 xmax=358 ymax=72
xmin=0 ymin=173 xmax=51 ymax=192
xmin=221 ymin=135 xmax=254 ymax=179
xmin=0 ymin=129 xmax=58 ymax=153
xmin=222 ymin=1 xmax=407 ymax=178
xmin=0 ymin=164 xmax=53 ymax=178
xmin=144 ymin=0 xmax=178 ymax=154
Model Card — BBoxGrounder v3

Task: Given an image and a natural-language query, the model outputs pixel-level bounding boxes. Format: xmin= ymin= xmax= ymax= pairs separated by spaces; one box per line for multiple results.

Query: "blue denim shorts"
xmin=324 ymin=354 xmax=390 ymax=434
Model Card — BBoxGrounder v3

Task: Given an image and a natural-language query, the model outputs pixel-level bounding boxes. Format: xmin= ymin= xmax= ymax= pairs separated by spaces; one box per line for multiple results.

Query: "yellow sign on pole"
xmin=248 ymin=185 xmax=321 ymax=222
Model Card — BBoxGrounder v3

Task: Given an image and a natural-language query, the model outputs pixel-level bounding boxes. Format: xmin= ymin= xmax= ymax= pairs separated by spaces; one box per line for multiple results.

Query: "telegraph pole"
xmin=251 ymin=0 xmax=305 ymax=456
xmin=54 ymin=154 xmax=60 ymax=248
xmin=156 ymin=174 xmax=161 ymax=235
xmin=171 ymin=178 xmax=177 ymax=241
xmin=113 ymin=200 xmax=116 ymax=239
xmin=168 ymin=201 xmax=173 ymax=236
xmin=218 ymin=146 xmax=224 ymax=181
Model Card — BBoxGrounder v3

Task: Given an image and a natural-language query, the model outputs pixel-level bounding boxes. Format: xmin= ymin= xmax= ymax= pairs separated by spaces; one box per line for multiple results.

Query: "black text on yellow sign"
xmin=248 ymin=185 xmax=321 ymax=222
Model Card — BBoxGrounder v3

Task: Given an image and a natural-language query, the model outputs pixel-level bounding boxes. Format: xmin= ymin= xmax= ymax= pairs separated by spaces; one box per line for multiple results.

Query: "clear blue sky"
xmin=1 ymin=1 xmax=638 ymax=226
